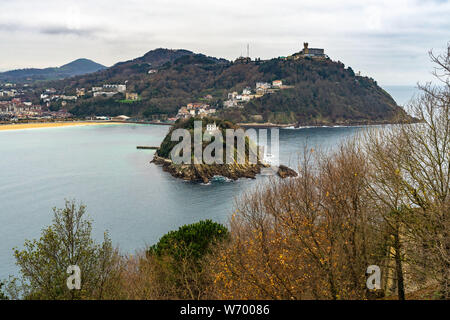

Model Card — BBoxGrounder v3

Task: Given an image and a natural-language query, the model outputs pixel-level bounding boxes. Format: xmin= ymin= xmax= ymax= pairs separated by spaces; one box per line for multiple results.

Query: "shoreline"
xmin=237 ymin=119 xmax=418 ymax=129
xmin=238 ymin=122 xmax=295 ymax=128
xmin=0 ymin=121 xmax=125 ymax=132
xmin=0 ymin=118 xmax=417 ymax=132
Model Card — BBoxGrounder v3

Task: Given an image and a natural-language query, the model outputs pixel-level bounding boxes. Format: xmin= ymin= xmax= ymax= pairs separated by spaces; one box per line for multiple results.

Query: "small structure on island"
xmin=206 ymin=122 xmax=218 ymax=133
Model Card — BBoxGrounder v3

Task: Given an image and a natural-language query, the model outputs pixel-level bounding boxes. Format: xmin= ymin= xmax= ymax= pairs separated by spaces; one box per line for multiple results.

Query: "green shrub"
xmin=148 ymin=220 xmax=228 ymax=261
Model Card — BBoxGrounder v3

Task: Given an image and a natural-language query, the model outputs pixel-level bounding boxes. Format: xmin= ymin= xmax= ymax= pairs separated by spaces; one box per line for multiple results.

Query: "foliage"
xmin=0 ymin=282 xmax=7 ymax=300
xmin=157 ymin=117 xmax=238 ymax=159
xmin=208 ymin=44 xmax=449 ymax=300
xmin=12 ymin=200 xmax=121 ymax=300
xmin=145 ymin=220 xmax=229 ymax=299
xmin=364 ymin=44 xmax=450 ymax=299
xmin=5 ymin=46 xmax=448 ymax=300
xmin=149 ymin=220 xmax=229 ymax=262
xmin=28 ymin=49 xmax=405 ymax=124
xmin=208 ymin=143 xmax=385 ymax=300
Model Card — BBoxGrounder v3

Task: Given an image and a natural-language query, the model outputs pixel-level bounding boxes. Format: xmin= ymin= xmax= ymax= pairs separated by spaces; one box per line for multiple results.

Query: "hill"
xmin=32 ymin=48 xmax=410 ymax=125
xmin=0 ymin=58 xmax=106 ymax=82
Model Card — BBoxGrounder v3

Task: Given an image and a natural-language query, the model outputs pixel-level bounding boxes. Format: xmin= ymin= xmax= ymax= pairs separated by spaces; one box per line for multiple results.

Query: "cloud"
xmin=39 ymin=25 xmax=103 ymax=37
xmin=0 ymin=23 xmax=14 ymax=31
xmin=0 ymin=0 xmax=448 ymax=85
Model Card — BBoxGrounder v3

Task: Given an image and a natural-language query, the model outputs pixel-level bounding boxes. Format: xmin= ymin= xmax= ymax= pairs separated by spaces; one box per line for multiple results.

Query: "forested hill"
xmin=41 ymin=48 xmax=408 ymax=125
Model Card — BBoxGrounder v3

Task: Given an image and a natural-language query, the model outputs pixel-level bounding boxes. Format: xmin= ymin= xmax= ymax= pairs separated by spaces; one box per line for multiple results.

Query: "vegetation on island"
xmin=156 ymin=117 xmax=239 ymax=160
xmin=153 ymin=117 xmax=297 ymax=183
xmin=1 ymin=45 xmax=448 ymax=300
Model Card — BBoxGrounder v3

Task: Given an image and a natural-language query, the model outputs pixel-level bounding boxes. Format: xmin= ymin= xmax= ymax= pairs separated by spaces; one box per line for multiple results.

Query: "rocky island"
xmin=151 ymin=118 xmax=297 ymax=183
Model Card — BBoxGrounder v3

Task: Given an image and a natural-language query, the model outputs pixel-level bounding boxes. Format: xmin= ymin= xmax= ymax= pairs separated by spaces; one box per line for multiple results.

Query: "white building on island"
xmin=206 ymin=122 xmax=218 ymax=133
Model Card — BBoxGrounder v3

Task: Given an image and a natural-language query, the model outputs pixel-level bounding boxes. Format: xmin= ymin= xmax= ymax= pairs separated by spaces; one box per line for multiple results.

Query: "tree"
xmin=146 ymin=220 xmax=229 ymax=300
xmin=149 ymin=219 xmax=228 ymax=261
xmin=365 ymin=43 xmax=449 ymax=299
xmin=209 ymin=144 xmax=384 ymax=299
xmin=0 ymin=282 xmax=7 ymax=300
xmin=12 ymin=200 xmax=121 ymax=300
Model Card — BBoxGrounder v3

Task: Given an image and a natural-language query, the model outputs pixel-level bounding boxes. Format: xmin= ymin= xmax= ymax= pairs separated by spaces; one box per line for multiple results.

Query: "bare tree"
xmin=365 ymin=43 xmax=449 ymax=299
xmin=209 ymin=143 xmax=384 ymax=299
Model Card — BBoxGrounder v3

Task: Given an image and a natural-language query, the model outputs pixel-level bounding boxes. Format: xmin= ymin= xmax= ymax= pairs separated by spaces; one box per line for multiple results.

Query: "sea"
xmin=0 ymin=85 xmax=417 ymax=280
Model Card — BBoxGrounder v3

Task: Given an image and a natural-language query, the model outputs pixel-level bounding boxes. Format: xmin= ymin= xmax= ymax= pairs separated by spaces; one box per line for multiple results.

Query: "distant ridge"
xmin=0 ymin=58 xmax=106 ymax=82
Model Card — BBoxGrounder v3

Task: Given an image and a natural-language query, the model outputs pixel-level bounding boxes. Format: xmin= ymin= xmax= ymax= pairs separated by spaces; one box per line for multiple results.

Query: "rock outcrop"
xmin=277 ymin=165 xmax=299 ymax=179
xmin=151 ymin=117 xmax=298 ymax=183
xmin=152 ymin=155 xmax=297 ymax=183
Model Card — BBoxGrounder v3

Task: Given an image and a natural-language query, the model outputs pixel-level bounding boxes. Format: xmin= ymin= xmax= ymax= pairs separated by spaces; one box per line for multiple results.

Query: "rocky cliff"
xmin=151 ymin=117 xmax=297 ymax=183
xmin=152 ymin=155 xmax=297 ymax=183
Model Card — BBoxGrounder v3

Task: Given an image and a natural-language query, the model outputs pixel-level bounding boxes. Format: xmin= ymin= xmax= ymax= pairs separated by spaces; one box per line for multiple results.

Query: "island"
xmin=151 ymin=117 xmax=297 ymax=183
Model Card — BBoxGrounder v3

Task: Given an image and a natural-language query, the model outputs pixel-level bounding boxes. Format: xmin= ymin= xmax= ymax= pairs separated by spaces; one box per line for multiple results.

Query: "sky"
xmin=0 ymin=0 xmax=449 ymax=85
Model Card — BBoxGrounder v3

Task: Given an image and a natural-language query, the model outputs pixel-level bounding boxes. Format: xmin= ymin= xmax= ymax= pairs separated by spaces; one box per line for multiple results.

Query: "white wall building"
xmin=243 ymin=87 xmax=252 ymax=95
xmin=206 ymin=122 xmax=217 ymax=133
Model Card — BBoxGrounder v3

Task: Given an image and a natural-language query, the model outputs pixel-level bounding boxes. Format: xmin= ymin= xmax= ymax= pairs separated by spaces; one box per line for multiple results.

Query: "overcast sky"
xmin=0 ymin=0 xmax=449 ymax=85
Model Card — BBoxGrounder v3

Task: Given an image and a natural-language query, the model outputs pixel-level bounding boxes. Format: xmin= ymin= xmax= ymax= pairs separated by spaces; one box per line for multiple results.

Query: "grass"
xmin=118 ymin=99 xmax=140 ymax=104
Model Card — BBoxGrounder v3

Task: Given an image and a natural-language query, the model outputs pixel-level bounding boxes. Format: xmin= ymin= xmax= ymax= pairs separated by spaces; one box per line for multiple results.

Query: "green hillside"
xmin=35 ymin=49 xmax=408 ymax=125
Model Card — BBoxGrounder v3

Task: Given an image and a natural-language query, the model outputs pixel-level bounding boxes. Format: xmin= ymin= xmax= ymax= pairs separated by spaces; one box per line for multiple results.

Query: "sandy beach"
xmin=0 ymin=121 xmax=124 ymax=131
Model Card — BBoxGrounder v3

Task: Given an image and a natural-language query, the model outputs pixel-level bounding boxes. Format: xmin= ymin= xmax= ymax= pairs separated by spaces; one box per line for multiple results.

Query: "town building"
xmin=300 ymin=42 xmax=325 ymax=57
xmin=93 ymin=92 xmax=116 ymax=98
xmin=61 ymin=95 xmax=77 ymax=101
xmin=224 ymin=78 xmax=291 ymax=108
xmin=0 ymin=99 xmax=42 ymax=116
xmin=126 ymin=93 xmax=139 ymax=101
xmin=272 ymin=80 xmax=283 ymax=88
xmin=176 ymin=103 xmax=216 ymax=119
xmin=234 ymin=56 xmax=251 ymax=64
xmin=76 ymin=88 xmax=86 ymax=97
xmin=224 ymin=100 xmax=239 ymax=108
xmin=92 ymin=84 xmax=127 ymax=97
xmin=103 ymin=84 xmax=126 ymax=93
xmin=256 ymin=82 xmax=271 ymax=90
xmin=289 ymin=42 xmax=326 ymax=59
xmin=95 ymin=116 xmax=110 ymax=120
xmin=112 ymin=115 xmax=130 ymax=121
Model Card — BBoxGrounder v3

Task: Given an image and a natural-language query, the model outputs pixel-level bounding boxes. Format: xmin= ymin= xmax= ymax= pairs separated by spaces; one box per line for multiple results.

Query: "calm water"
xmin=1 ymin=123 xmax=373 ymax=279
